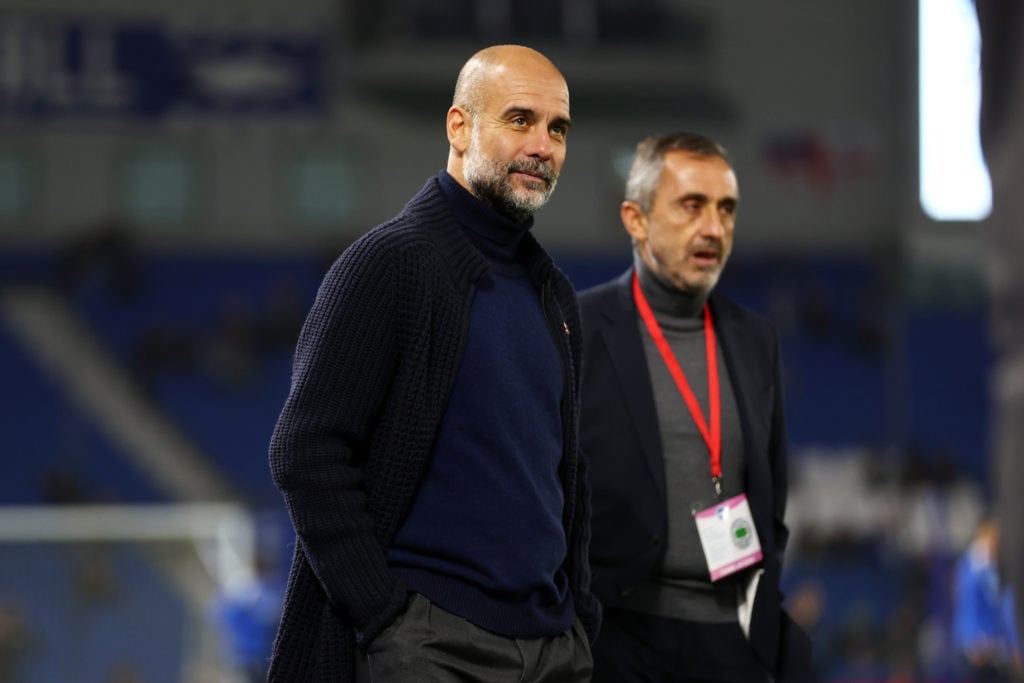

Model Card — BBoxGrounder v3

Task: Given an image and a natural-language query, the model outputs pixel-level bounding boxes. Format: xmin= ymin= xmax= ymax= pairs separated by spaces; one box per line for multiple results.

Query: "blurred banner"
xmin=0 ymin=14 xmax=328 ymax=121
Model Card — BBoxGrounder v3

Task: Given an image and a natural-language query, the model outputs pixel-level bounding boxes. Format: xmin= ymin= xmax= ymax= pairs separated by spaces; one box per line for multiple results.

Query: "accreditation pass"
xmin=693 ymin=493 xmax=763 ymax=581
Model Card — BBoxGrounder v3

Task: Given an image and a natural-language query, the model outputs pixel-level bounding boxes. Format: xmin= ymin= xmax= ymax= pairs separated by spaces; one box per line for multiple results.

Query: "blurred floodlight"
xmin=918 ymin=0 xmax=992 ymax=221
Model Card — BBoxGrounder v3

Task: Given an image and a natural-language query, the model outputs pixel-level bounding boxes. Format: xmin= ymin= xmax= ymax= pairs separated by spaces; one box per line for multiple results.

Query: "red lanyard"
xmin=632 ymin=272 xmax=722 ymax=496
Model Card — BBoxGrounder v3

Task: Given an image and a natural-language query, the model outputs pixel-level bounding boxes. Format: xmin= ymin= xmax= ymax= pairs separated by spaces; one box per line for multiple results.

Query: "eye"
xmin=512 ymin=115 xmax=529 ymax=126
xmin=550 ymin=124 xmax=568 ymax=138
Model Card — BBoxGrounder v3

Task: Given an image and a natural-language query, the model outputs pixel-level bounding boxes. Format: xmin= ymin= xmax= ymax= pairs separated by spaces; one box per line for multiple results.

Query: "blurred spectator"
xmin=850 ymin=280 xmax=888 ymax=357
xmin=209 ymin=553 xmax=284 ymax=683
xmin=884 ymin=594 xmax=925 ymax=682
xmin=134 ymin=322 xmax=199 ymax=388
xmin=133 ymin=280 xmax=305 ymax=393
xmin=831 ymin=603 xmax=885 ymax=677
xmin=0 ymin=600 xmax=34 ymax=683
xmin=56 ymin=220 xmax=142 ymax=303
xmin=787 ymin=580 xmax=829 ymax=680
xmin=951 ymin=516 xmax=1022 ymax=681
xmin=976 ymin=0 xmax=1024 ymax=654
xmin=104 ymin=660 xmax=148 ymax=683
xmin=252 ymin=282 xmax=306 ymax=354
xmin=72 ymin=547 xmax=121 ymax=606
xmin=199 ymin=296 xmax=260 ymax=392
xmin=39 ymin=464 xmax=89 ymax=504
xmin=796 ymin=277 xmax=833 ymax=339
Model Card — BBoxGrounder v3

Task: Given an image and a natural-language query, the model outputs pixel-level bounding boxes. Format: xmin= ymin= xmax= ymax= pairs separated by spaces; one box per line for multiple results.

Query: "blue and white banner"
xmin=0 ymin=15 xmax=328 ymax=120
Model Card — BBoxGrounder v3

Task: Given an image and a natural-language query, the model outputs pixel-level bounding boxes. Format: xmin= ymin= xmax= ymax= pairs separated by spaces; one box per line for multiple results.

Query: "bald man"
xmin=267 ymin=45 xmax=600 ymax=683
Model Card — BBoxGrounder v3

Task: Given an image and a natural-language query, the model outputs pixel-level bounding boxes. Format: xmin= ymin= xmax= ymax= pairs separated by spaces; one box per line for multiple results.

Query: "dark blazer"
xmin=578 ymin=268 xmax=812 ymax=681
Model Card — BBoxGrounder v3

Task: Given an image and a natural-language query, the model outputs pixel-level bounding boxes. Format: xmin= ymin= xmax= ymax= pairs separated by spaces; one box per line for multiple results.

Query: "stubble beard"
xmin=648 ymin=243 xmax=724 ymax=297
xmin=678 ymin=260 xmax=724 ymax=297
xmin=463 ymin=128 xmax=558 ymax=223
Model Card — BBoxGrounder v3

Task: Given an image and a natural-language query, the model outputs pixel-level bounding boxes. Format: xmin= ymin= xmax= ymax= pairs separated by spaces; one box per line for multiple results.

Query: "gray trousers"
xmin=355 ymin=593 xmax=593 ymax=683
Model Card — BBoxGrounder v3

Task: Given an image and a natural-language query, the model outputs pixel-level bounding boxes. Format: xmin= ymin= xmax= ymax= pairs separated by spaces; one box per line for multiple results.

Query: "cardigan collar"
xmin=438 ymin=170 xmax=534 ymax=264
xmin=402 ymin=173 xmax=556 ymax=289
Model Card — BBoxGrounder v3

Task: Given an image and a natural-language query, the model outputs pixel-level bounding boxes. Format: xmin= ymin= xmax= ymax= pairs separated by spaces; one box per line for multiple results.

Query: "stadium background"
xmin=0 ymin=0 xmax=1005 ymax=681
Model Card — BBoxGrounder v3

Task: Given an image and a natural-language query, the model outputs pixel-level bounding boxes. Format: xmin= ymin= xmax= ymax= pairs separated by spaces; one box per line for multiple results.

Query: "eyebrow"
xmin=678 ymin=193 xmax=710 ymax=205
xmin=679 ymin=193 xmax=739 ymax=207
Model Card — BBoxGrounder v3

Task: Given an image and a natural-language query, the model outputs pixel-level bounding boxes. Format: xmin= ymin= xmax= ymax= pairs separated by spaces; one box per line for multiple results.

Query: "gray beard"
xmin=467 ymin=173 xmax=551 ymax=223
xmin=463 ymin=131 xmax=556 ymax=222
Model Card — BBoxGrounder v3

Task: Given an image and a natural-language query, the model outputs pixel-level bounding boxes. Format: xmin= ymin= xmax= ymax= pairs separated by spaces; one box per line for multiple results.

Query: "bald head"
xmin=452 ymin=45 xmax=567 ymax=115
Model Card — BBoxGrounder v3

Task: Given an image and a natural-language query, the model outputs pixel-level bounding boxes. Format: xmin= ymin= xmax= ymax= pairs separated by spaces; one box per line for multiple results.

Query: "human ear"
xmin=620 ymin=201 xmax=648 ymax=241
xmin=447 ymin=106 xmax=471 ymax=152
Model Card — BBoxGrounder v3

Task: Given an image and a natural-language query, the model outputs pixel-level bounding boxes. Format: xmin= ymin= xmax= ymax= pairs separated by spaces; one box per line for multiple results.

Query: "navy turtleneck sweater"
xmin=387 ymin=171 xmax=574 ymax=638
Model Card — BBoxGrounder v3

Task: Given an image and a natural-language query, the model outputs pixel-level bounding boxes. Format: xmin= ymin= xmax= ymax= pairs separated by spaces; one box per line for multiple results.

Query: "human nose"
xmin=524 ymin=125 xmax=554 ymax=159
xmin=700 ymin=207 xmax=726 ymax=239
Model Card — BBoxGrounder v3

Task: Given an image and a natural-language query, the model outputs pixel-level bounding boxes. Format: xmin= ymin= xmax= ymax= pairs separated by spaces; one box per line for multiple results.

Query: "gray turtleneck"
xmin=622 ymin=252 xmax=747 ymax=624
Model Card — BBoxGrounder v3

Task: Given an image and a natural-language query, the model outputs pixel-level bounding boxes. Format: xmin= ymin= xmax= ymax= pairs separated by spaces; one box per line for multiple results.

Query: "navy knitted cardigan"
xmin=267 ymin=175 xmax=601 ymax=683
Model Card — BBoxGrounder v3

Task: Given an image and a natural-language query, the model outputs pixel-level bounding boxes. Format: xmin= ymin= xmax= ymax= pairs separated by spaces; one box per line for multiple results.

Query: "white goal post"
xmin=0 ymin=502 xmax=261 ymax=683
xmin=0 ymin=502 xmax=257 ymax=590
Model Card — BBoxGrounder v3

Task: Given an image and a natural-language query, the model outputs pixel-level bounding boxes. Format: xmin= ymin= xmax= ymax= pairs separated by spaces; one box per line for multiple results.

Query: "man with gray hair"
xmin=267 ymin=45 xmax=599 ymax=682
xmin=579 ymin=132 xmax=813 ymax=681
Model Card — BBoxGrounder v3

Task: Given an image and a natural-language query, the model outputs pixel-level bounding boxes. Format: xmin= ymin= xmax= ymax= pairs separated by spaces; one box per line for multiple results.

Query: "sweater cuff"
xmin=352 ymin=579 xmax=409 ymax=648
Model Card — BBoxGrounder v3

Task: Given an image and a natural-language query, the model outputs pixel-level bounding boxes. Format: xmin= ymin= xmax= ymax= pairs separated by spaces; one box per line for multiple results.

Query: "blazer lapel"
xmin=597 ymin=272 xmax=668 ymax=505
xmin=711 ymin=295 xmax=772 ymax=501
